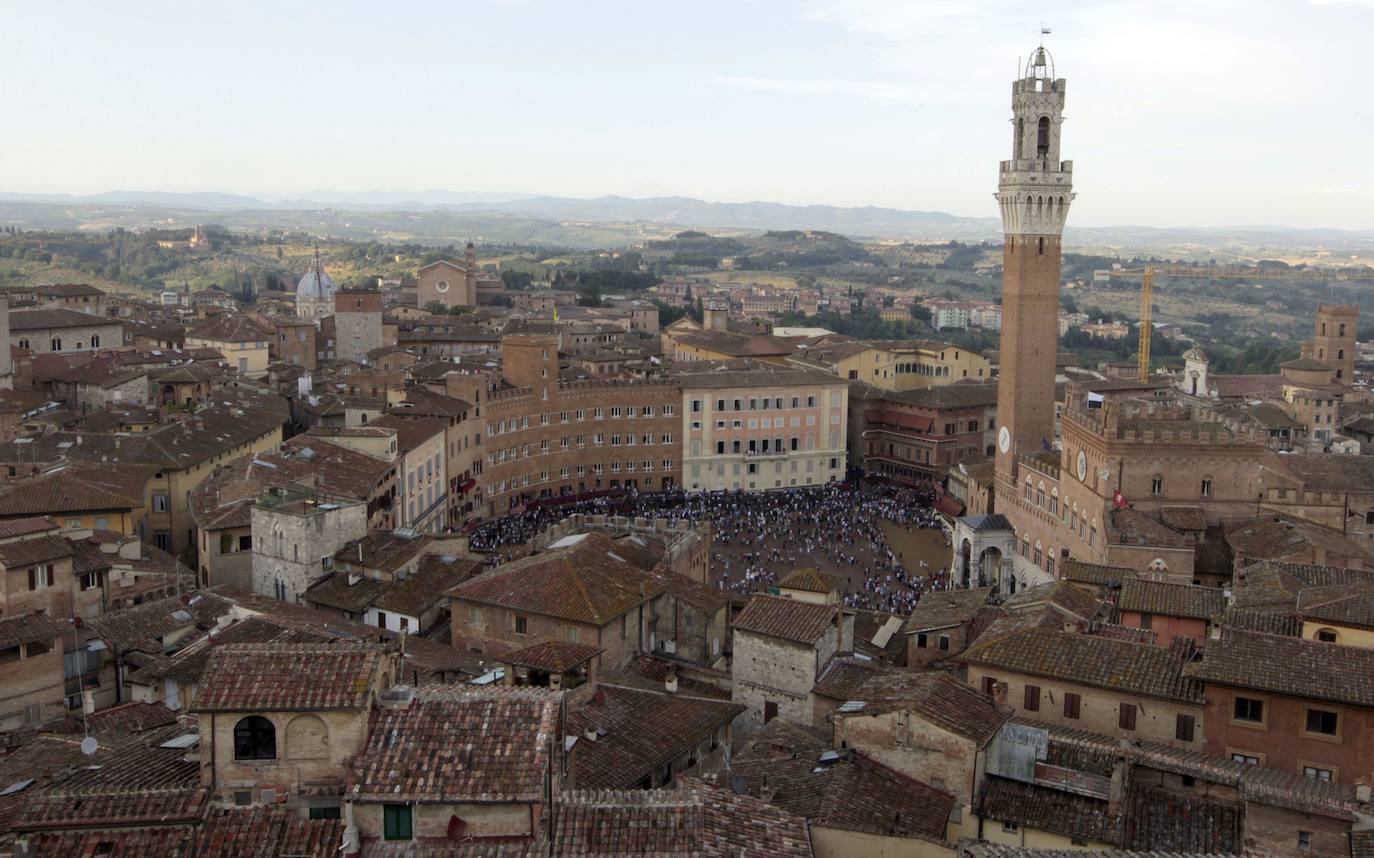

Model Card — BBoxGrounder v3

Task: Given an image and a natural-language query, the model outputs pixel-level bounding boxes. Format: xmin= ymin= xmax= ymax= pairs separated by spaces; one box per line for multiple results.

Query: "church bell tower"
xmin=993 ymin=44 xmax=1074 ymax=486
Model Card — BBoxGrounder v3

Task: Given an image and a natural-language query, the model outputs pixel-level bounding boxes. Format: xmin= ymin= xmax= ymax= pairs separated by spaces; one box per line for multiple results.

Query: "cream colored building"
xmin=677 ymin=361 xmax=848 ymax=492
xmin=789 ymin=339 xmax=990 ymax=392
xmin=185 ymin=315 xmax=274 ymax=379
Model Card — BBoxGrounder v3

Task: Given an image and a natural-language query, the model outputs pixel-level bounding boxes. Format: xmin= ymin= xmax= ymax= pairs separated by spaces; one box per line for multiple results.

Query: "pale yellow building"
xmin=789 ymin=339 xmax=990 ymax=392
xmin=186 ymin=315 xmax=274 ymax=379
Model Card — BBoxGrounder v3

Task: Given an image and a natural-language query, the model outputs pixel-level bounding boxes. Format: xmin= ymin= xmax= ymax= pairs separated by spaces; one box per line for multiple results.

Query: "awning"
xmin=936 ymin=495 xmax=964 ymax=518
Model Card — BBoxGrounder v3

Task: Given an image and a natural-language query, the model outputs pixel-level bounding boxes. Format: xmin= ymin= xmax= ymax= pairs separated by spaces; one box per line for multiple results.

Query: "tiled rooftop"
xmin=732 ymin=594 xmax=839 ymax=645
xmin=568 ymin=684 xmax=744 ymax=789
xmin=347 ymin=686 xmax=559 ymax=802
xmin=197 ymin=642 xmax=384 ymax=712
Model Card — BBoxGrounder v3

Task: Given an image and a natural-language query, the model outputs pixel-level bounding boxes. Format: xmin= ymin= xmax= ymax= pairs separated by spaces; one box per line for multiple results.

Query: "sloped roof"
xmin=347 ymin=686 xmax=559 ymax=802
xmin=965 ymin=628 xmax=1204 ymax=704
xmin=196 ymin=642 xmax=382 ymax=712
xmin=1185 ymin=627 xmax=1374 ymax=708
xmin=10 ymin=308 xmax=122 ymax=331
xmin=845 ymin=669 xmax=1009 ymax=745
xmin=449 ymin=533 xmax=663 ymax=625
xmin=554 ymin=782 xmax=813 ymax=857
xmin=732 ymin=718 xmax=955 ymax=842
xmin=776 ymin=568 xmax=843 ymax=594
xmin=187 ymin=314 xmax=274 ymax=343
xmin=1116 ymin=579 xmax=1225 ymax=620
xmin=733 ymin=594 xmax=839 ymax=645
xmin=567 ymin=685 xmax=744 ymax=790
xmin=904 ymin=586 xmax=992 ymax=633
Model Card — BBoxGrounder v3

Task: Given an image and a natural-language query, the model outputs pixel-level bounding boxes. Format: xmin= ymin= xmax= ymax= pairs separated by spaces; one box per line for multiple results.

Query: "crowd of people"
xmin=467 ymin=481 xmax=954 ymax=615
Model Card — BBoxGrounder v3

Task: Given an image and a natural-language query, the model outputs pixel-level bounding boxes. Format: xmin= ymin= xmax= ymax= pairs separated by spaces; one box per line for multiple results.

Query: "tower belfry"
xmin=993 ymin=43 xmax=1074 ymax=486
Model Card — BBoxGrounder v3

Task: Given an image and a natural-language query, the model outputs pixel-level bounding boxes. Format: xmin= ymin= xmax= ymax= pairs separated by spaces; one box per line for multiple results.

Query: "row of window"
xmin=488 ymin=434 xmax=675 ymax=465
xmin=989 ymin=678 xmax=1197 ymax=741
xmin=1022 ymin=480 xmax=1099 ymax=548
xmin=1232 ymin=695 xmax=1340 ymax=737
xmin=690 ymin=395 xmax=826 ymax=413
xmin=687 ymin=457 xmax=839 ymax=479
xmin=699 ymin=415 xmax=819 ymax=430
xmin=488 ymin=405 xmax=674 ymax=435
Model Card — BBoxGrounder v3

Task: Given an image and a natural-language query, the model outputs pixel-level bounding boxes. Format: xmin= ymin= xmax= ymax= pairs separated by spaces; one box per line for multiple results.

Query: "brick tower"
xmin=1313 ymin=304 xmax=1358 ymax=383
xmin=993 ymin=45 xmax=1074 ymax=486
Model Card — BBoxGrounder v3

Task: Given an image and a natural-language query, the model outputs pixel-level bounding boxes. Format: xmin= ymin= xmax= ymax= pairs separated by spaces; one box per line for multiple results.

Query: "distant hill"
xmin=2 ymin=190 xmax=1373 ymax=253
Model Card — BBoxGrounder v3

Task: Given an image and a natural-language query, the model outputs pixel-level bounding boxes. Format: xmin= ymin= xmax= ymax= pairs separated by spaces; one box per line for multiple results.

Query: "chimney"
xmin=665 ymin=672 xmax=678 ymax=694
xmin=583 ymin=727 xmax=598 ymax=742
xmin=341 ymin=800 xmax=361 ymax=858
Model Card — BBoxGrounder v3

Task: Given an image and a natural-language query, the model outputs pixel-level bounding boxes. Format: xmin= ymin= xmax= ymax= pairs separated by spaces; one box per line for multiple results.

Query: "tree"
xmin=425 ymin=300 xmax=447 ymax=315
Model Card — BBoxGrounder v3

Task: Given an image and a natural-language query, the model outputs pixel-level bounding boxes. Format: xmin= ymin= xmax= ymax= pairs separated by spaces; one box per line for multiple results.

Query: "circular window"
xmin=436 ymin=280 xmax=450 ymax=294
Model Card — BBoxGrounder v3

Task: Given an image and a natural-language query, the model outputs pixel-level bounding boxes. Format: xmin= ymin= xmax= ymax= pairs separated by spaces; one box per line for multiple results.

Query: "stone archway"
xmin=979 ymin=547 xmax=1003 ymax=588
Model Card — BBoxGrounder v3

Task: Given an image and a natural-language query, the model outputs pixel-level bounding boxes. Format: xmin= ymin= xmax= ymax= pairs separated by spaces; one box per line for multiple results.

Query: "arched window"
xmin=1036 ymin=116 xmax=1050 ymax=157
xmin=1338 ymin=348 xmax=1345 ymax=360
xmin=1316 ymin=628 xmax=1340 ymax=643
xmin=233 ymin=715 xmax=276 ymax=760
xmin=91 ymin=335 xmax=100 ymax=348
xmin=1339 ymin=323 xmax=1347 ymax=336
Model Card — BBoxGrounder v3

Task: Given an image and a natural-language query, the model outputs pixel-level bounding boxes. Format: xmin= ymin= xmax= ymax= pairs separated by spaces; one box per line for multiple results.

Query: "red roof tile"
xmin=197 ymin=642 xmax=384 ymax=712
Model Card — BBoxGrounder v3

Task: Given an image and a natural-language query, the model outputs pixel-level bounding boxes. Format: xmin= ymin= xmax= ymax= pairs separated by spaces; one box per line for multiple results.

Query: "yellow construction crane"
xmin=1106 ymin=264 xmax=1374 ymax=383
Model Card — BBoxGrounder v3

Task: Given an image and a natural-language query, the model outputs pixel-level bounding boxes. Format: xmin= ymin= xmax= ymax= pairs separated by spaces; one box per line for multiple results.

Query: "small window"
xmin=938 ymin=635 xmax=950 ymax=652
xmin=1231 ymin=752 xmax=1260 ymax=765
xmin=982 ymin=676 xmax=996 ymax=696
xmin=1298 ymin=831 xmax=1311 ymax=851
xmin=1063 ymin=692 xmax=1081 ymax=720
xmin=1119 ymin=703 xmax=1137 ymax=731
xmin=1303 ymin=766 xmax=1334 ymax=782
xmin=916 ymin=633 xmax=928 ymax=649
xmin=1024 ymin=685 xmax=1041 ymax=712
xmin=1316 ymin=629 xmax=1339 ymax=643
xmin=383 ymin=804 xmax=413 ymax=841
xmin=1176 ymin=714 xmax=1195 ymax=743
xmin=1139 ymin=613 xmax=1154 ymax=630
xmin=515 ymin=616 xmax=528 ymax=635
xmin=1200 ymin=479 xmax=1213 ymax=497
xmin=309 ymin=806 xmax=342 ymax=820
xmin=1233 ymin=697 xmax=1264 ymax=724
xmin=1002 ymin=821 xmax=1019 ymax=833
xmin=1305 ymin=708 xmax=1339 ymax=736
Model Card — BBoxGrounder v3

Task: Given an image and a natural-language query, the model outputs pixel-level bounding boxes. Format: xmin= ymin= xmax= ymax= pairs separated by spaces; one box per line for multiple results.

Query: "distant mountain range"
xmin=3 ymin=190 xmax=1373 ymax=252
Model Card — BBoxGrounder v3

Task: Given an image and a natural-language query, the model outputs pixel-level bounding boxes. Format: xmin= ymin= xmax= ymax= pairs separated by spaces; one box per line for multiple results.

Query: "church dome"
xmin=296 ymin=250 xmax=337 ymax=301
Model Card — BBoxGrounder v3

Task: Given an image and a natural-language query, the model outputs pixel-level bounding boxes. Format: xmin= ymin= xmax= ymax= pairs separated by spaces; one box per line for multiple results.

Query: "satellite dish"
xmin=80 ymin=736 xmax=98 ymax=756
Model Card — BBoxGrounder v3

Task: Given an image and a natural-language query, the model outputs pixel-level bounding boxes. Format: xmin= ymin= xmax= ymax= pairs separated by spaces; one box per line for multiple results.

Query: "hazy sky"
xmin=5 ymin=0 xmax=1373 ymax=228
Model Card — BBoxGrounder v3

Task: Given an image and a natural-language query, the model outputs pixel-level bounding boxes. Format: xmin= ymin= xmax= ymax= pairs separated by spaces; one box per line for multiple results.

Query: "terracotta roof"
xmin=776 ymin=568 xmax=843 ymax=594
xmin=347 ymin=686 xmax=559 ymax=802
xmin=1060 ymin=559 xmax=1138 ymax=586
xmin=10 ymin=308 xmax=122 ymax=331
xmin=0 ymin=534 xmax=73 ymax=569
xmin=568 ymin=684 xmax=744 ymax=789
xmin=196 ymin=642 xmax=383 ymax=712
xmin=187 ymin=314 xmax=274 ymax=343
xmin=1004 ymin=580 xmax=1109 ymax=625
xmin=1110 ymin=508 xmax=1191 ymax=549
xmin=41 ymin=700 xmax=178 ymax=736
xmin=126 ymin=615 xmax=335 ymax=687
xmin=26 ymin=807 xmax=344 ymax=858
xmin=0 ymin=516 xmax=56 ymax=540
xmin=965 ymin=628 xmax=1204 ymax=704
xmin=1158 ymin=505 xmax=1207 ymax=532
xmin=810 ymin=656 xmax=889 ymax=702
xmin=1277 ymin=452 xmax=1374 ymax=494
xmin=733 ymin=594 xmax=839 ymax=645
xmin=87 ymin=592 xmax=233 ymax=653
xmin=904 ymin=586 xmax=992 ymax=633
xmin=504 ymin=640 xmax=603 ymax=672
xmin=368 ymin=413 xmax=449 ymax=454
xmin=962 ymin=849 xmax=1229 ymax=858
xmin=978 ymin=775 xmax=1116 ymax=844
xmin=1185 ymin=627 xmax=1374 ymax=708
xmin=553 ymin=782 xmax=813 ymax=857
xmin=1115 ymin=579 xmax=1225 ymax=620
xmin=845 ymin=669 xmax=1010 ymax=745
xmin=0 ymin=612 xmax=67 ymax=649
xmin=0 ymin=470 xmax=141 ymax=518
xmin=450 ymin=533 xmax=663 ymax=625
xmin=331 ymin=530 xmax=423 ymax=577
xmin=303 ymin=571 xmax=391 ymax=614
xmin=1224 ymin=515 xmax=1373 ymax=566
xmin=732 ymin=719 xmax=954 ymax=842
xmin=1297 ymin=582 xmax=1374 ymax=630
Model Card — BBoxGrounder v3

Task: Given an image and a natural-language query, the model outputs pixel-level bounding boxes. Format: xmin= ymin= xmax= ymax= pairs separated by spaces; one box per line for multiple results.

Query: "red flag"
xmin=1112 ymin=490 xmax=1129 ymax=510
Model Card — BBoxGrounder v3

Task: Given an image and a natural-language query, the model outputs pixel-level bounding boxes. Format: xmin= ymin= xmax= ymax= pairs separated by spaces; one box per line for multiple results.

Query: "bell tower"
xmin=993 ymin=44 xmax=1074 ymax=485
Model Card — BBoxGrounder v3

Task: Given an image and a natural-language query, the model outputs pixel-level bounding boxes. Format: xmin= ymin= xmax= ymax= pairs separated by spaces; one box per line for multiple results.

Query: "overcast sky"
xmin=5 ymin=0 xmax=1372 ymax=228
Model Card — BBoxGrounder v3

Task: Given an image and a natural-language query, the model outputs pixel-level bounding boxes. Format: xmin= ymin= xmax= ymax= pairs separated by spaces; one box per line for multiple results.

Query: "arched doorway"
xmin=978 ymin=547 xmax=1002 ymax=588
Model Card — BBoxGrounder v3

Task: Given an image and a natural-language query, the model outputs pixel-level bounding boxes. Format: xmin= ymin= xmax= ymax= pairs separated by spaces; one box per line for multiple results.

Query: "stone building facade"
xmin=334 ymin=289 xmax=384 ymax=366
xmin=730 ymin=595 xmax=849 ymax=739
xmin=250 ymin=496 xmax=367 ymax=603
